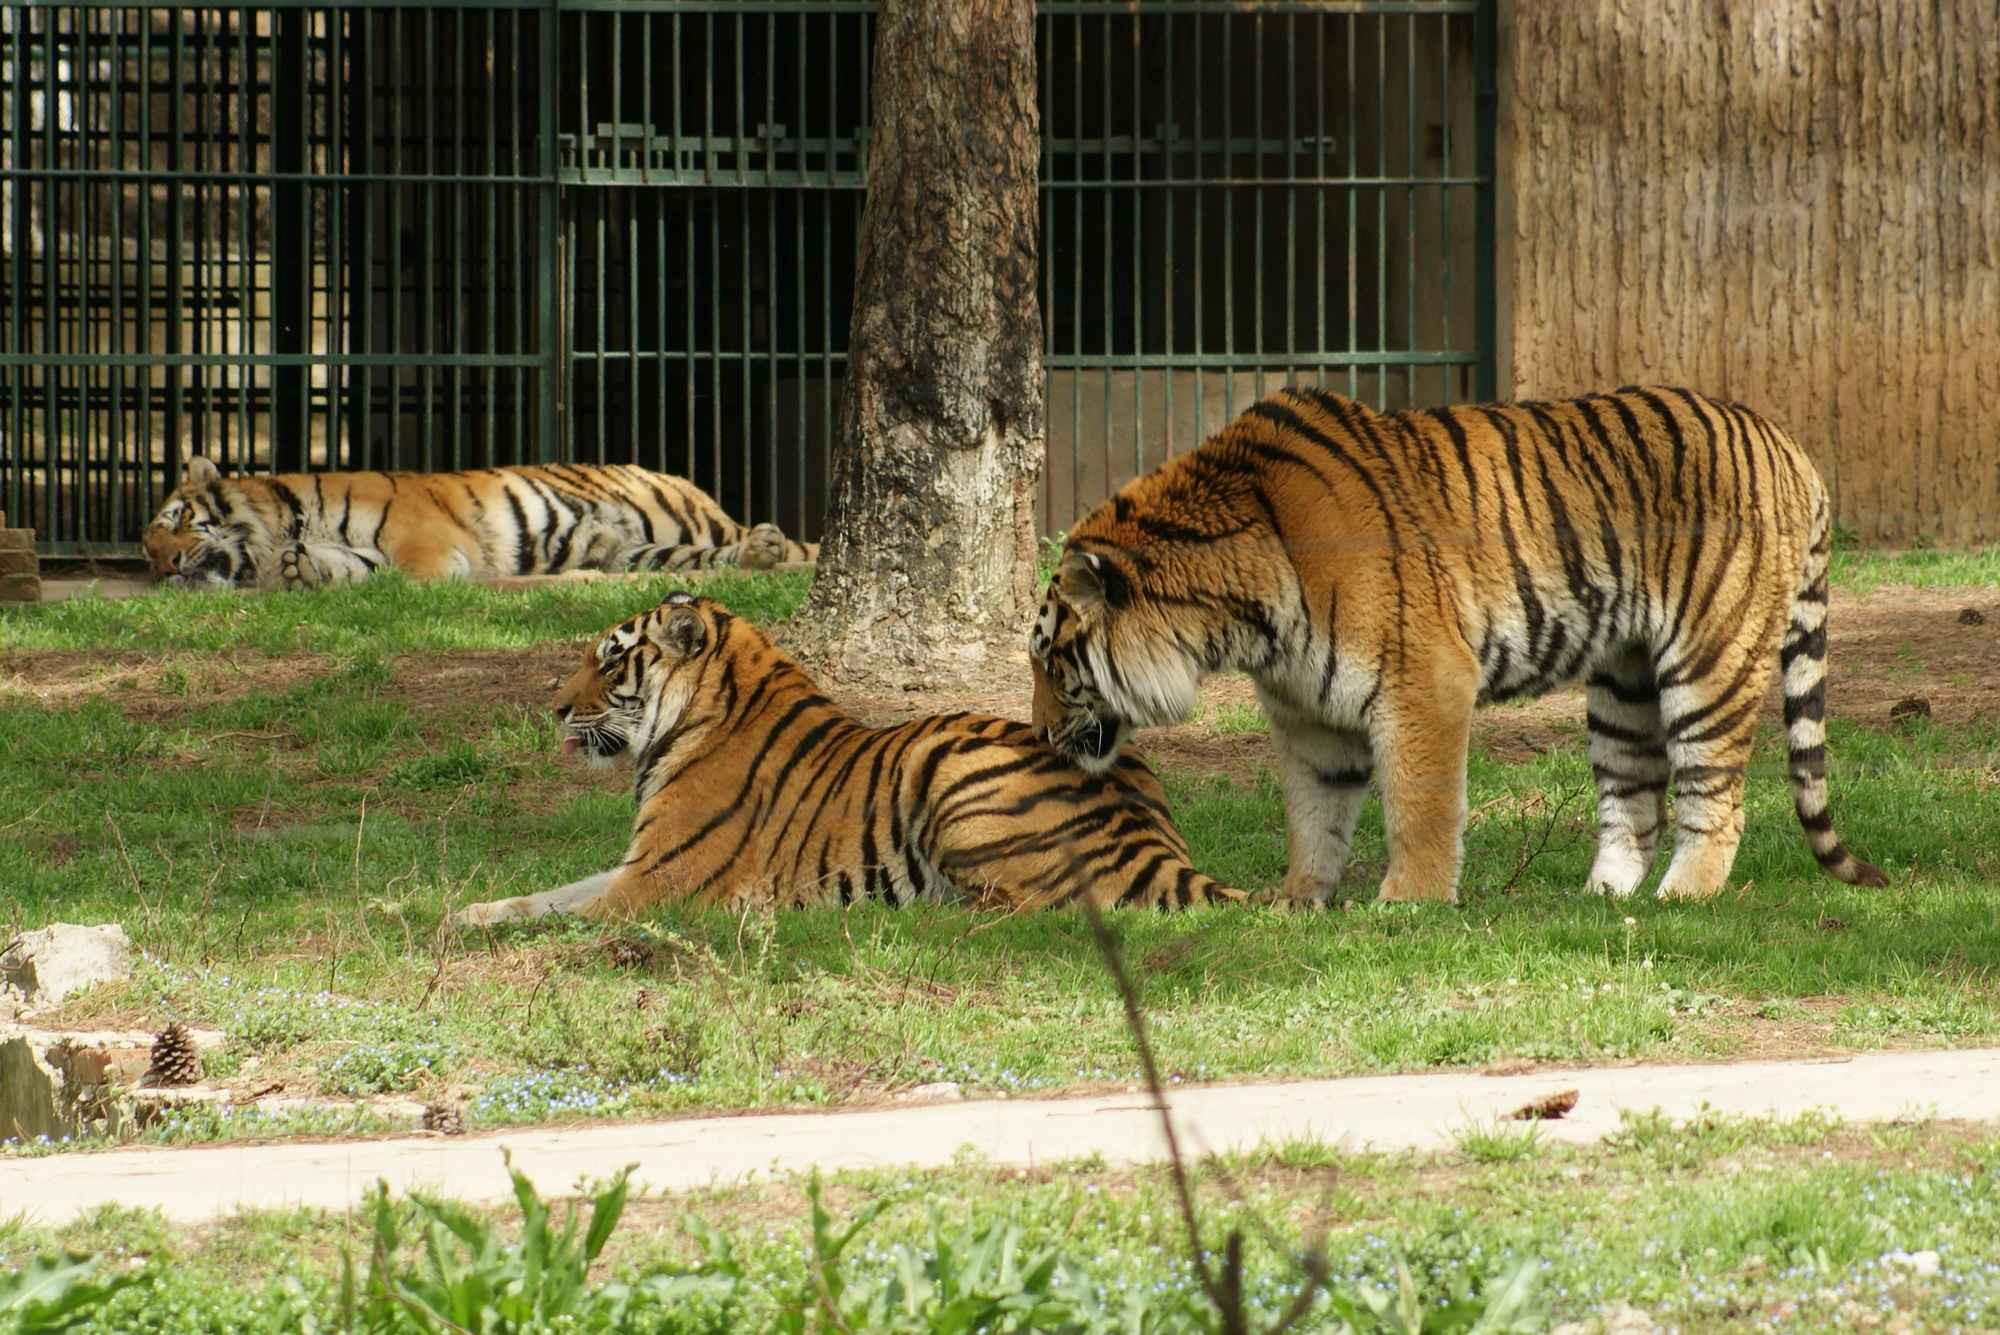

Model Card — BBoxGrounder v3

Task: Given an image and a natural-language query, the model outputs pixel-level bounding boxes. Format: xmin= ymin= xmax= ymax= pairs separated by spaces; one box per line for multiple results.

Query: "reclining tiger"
xmin=451 ymin=592 xmax=1241 ymax=924
xmin=1030 ymin=384 xmax=1887 ymax=906
xmin=143 ymin=456 xmax=816 ymax=590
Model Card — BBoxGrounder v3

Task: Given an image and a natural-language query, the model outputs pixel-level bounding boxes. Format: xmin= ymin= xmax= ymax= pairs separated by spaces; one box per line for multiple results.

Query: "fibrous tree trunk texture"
xmin=1500 ymin=0 xmax=1999 ymax=543
xmin=792 ymin=0 xmax=1043 ymax=685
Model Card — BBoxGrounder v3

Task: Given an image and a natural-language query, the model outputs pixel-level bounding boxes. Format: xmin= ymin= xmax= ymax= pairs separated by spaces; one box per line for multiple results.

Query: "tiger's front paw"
xmin=1376 ymin=871 xmax=1459 ymax=905
xmin=277 ymin=543 xmax=315 ymax=590
xmin=740 ymin=523 xmax=789 ymax=570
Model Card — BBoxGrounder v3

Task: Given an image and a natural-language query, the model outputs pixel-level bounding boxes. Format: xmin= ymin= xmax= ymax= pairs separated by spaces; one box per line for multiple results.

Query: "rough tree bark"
xmin=789 ymin=0 xmax=1044 ymax=686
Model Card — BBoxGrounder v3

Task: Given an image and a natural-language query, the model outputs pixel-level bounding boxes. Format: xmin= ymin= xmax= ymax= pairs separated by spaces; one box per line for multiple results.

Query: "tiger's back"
xmin=1031 ymin=384 xmax=1884 ymax=905
xmin=453 ymin=592 xmax=1240 ymax=925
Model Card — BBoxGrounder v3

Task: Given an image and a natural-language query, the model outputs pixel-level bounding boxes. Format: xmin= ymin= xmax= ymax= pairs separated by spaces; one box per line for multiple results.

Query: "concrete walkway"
xmin=7 ymin=1048 xmax=1998 ymax=1226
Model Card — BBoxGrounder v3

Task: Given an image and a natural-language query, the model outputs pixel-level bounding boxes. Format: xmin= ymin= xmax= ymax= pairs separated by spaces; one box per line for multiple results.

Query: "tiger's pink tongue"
xmin=562 ymin=736 xmax=580 ymax=758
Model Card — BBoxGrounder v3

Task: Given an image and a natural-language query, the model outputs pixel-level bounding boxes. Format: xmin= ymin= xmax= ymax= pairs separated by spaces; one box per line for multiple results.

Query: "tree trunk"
xmin=790 ymin=0 xmax=1044 ymax=686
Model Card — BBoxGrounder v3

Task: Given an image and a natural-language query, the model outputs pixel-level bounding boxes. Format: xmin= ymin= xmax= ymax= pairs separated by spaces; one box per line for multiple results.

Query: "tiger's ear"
xmin=1057 ymin=549 xmax=1130 ymax=610
xmin=182 ymin=455 xmax=220 ymax=488
xmin=648 ymin=605 xmax=707 ymax=658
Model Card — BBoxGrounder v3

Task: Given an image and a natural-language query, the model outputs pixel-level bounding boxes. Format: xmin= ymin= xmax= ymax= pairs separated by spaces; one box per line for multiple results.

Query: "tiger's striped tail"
xmin=1781 ymin=499 xmax=1888 ymax=887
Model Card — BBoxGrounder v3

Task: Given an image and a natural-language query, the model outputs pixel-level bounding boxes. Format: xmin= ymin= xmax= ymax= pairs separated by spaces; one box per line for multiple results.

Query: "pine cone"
xmin=422 ymin=1100 xmax=466 ymax=1135
xmin=147 ymin=1022 xmax=201 ymax=1087
xmin=606 ymin=936 xmax=652 ymax=970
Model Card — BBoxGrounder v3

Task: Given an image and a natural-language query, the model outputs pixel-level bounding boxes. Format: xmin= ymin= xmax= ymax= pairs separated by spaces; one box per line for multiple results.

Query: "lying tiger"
xmin=1032 ymin=384 xmax=1886 ymax=906
xmin=143 ymin=456 xmax=816 ymax=590
xmin=451 ymin=591 xmax=1241 ymax=923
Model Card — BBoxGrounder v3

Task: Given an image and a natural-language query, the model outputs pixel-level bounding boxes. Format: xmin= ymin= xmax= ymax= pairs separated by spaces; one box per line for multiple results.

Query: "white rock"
xmin=1887 ymin=1249 xmax=1941 ymax=1277
xmin=0 ymin=924 xmax=133 ymax=1007
xmin=894 ymin=1081 xmax=965 ymax=1104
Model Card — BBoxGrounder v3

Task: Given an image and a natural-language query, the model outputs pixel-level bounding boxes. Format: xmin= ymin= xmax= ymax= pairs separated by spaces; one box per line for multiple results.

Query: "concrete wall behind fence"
xmin=1498 ymin=0 xmax=2000 ymax=545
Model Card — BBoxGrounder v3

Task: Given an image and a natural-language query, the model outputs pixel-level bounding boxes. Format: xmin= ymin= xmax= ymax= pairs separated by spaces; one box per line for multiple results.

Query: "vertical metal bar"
xmin=1314 ymin=8 xmax=1326 ymax=390
xmin=43 ymin=4 xmax=60 ymax=539
xmin=353 ymin=11 xmax=374 ymax=469
xmin=236 ymin=6 xmax=251 ymax=477
xmin=1098 ymin=10 xmax=1110 ymax=499
xmin=536 ymin=0 xmax=558 ymax=462
xmin=763 ymin=13 xmax=777 ymax=526
xmin=1068 ymin=12 xmax=1079 ymax=521
xmin=1190 ymin=9 xmax=1202 ymax=439
xmin=1375 ymin=12 xmax=1387 ymax=409
xmin=594 ymin=20 xmax=607 ymax=465
xmin=137 ymin=8 xmax=153 ymax=508
xmin=677 ymin=10 xmax=691 ymax=477
xmin=478 ymin=11 xmax=494 ymax=465
xmin=706 ymin=13 xmax=719 ymax=490
xmin=275 ymin=6 xmax=304 ymax=473
xmin=1439 ymin=10 xmax=1453 ymax=399
xmin=419 ymin=5 xmax=435 ymax=468
xmin=386 ymin=7 xmax=404 ymax=465
xmin=1036 ymin=9 xmax=1051 ymax=527
xmin=166 ymin=9 xmax=183 ymax=469
xmin=629 ymin=174 xmax=641 ymax=469
xmin=1252 ymin=8 xmax=1264 ymax=401
xmin=1221 ymin=7 xmax=1233 ymax=420
xmin=793 ymin=9 xmax=806 ymax=534
xmin=1284 ymin=10 xmax=1296 ymax=392
xmin=1405 ymin=10 xmax=1417 ymax=407
xmin=108 ymin=4 xmax=126 ymax=537
xmin=1345 ymin=10 xmax=1357 ymax=398
xmin=736 ymin=11 xmax=750 ymax=516
xmin=822 ymin=10 xmax=836 ymax=504
xmin=4 ymin=8 xmax=23 ymax=531
xmin=1161 ymin=9 xmax=1173 ymax=458
xmin=1130 ymin=8 xmax=1141 ymax=481
xmin=1474 ymin=0 xmax=1497 ymax=401
xmin=449 ymin=9 xmax=464 ymax=469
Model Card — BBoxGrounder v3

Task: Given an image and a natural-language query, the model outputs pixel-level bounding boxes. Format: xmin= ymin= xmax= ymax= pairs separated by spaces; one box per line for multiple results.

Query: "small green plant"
xmin=0 ymin=1254 xmax=141 ymax=1333
xmin=1453 ymin=1119 xmax=1543 ymax=1166
xmin=319 ymin=1039 xmax=458 ymax=1095
xmin=1323 ymin=1256 xmax=1545 ymax=1335
xmin=339 ymin=1154 xmax=642 ymax=1332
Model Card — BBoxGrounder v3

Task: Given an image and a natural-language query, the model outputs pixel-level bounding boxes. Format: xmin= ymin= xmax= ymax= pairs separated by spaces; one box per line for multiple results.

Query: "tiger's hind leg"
xmin=1653 ymin=621 xmax=1774 ymax=901
xmin=1585 ymin=644 xmax=1670 ymax=897
xmin=1261 ymin=690 xmax=1373 ymax=907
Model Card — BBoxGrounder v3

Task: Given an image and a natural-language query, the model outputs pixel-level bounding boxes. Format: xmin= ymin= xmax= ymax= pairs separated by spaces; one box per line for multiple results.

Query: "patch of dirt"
xmin=0 ymin=650 xmax=336 ymax=719
xmin=5 ymin=585 xmax=1993 ymax=799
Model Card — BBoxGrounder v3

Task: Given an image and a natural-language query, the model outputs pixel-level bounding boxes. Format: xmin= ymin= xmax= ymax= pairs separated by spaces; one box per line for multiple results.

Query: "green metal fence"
xmin=1 ymin=0 xmax=1493 ymax=557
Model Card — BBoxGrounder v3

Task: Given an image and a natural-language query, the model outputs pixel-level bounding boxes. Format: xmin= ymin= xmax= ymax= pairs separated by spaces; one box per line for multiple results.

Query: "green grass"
xmin=3 ymin=564 xmax=1998 ymax=1152
xmin=0 ymin=566 xmax=813 ymax=654
xmin=1827 ymin=541 xmax=2000 ymax=594
xmin=6 ymin=1114 xmax=2000 ymax=1331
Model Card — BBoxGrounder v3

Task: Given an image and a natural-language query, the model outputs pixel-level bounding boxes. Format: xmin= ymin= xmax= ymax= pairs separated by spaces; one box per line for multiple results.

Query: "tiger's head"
xmin=142 ymin=456 xmax=259 ymax=588
xmin=555 ymin=591 xmax=751 ymax=777
xmin=1032 ymin=454 xmax=1293 ymax=771
xmin=1031 ymin=541 xmax=1216 ymax=773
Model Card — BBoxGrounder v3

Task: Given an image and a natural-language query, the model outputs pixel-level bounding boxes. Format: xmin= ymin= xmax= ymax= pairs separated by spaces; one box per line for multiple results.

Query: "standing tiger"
xmin=1030 ymin=385 xmax=1887 ymax=905
xmin=451 ymin=591 xmax=1240 ymax=925
xmin=142 ymin=456 xmax=816 ymax=590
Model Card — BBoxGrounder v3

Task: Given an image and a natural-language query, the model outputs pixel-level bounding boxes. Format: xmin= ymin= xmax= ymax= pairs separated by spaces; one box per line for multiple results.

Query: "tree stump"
xmin=0 ymin=509 xmax=42 ymax=603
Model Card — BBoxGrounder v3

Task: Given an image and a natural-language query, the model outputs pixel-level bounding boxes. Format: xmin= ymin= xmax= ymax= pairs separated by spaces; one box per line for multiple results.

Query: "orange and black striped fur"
xmin=451 ymin=592 xmax=1240 ymax=924
xmin=1031 ymin=385 xmax=1886 ymax=905
xmin=142 ymin=456 xmax=815 ymax=590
